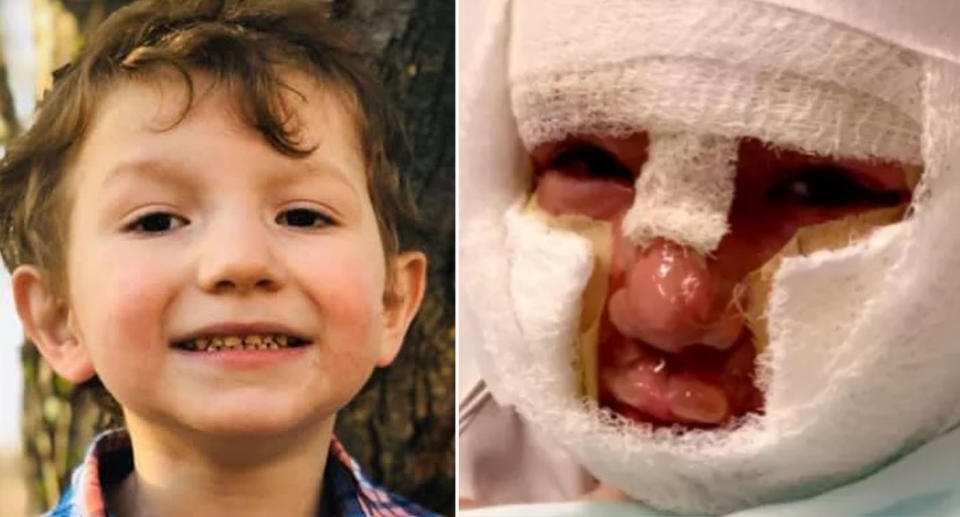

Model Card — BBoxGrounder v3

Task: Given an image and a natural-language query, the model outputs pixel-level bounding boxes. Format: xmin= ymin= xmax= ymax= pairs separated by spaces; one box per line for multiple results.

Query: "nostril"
xmin=209 ymin=277 xmax=278 ymax=293
xmin=255 ymin=278 xmax=276 ymax=290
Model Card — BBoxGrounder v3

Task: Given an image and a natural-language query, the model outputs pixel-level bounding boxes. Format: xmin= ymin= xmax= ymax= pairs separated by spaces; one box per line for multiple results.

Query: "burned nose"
xmin=607 ymin=238 xmax=743 ymax=353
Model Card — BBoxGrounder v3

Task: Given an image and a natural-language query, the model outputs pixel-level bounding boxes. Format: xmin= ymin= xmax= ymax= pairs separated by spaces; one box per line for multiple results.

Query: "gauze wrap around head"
xmin=460 ymin=0 xmax=960 ymax=514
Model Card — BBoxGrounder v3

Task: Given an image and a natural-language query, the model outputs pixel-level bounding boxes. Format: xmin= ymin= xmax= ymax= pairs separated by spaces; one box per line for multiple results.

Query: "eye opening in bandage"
xmin=531 ymin=133 xmax=650 ymax=183
xmin=767 ymin=164 xmax=908 ymax=208
xmin=547 ymin=145 xmax=636 ymax=184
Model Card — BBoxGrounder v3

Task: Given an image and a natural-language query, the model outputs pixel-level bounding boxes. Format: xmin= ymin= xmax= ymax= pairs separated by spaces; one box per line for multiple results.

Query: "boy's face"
xmin=42 ymin=72 xmax=408 ymax=436
xmin=527 ymin=131 xmax=914 ymax=426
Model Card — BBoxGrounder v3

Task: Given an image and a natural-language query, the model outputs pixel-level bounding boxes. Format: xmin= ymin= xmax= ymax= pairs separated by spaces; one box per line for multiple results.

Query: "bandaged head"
xmin=461 ymin=0 xmax=960 ymax=514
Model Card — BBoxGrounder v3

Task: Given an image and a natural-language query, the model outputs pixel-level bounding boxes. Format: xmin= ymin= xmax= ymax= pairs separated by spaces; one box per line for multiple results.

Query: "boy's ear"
xmin=11 ymin=265 xmax=94 ymax=383
xmin=377 ymin=251 xmax=428 ymax=366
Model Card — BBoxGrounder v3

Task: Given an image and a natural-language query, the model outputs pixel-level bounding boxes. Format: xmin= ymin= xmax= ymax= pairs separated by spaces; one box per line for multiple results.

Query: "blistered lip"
xmin=170 ymin=321 xmax=313 ymax=349
xmin=599 ymin=327 xmax=762 ymax=427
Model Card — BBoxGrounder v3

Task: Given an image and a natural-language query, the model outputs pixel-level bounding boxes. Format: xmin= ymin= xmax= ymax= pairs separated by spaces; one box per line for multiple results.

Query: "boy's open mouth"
xmin=171 ymin=333 xmax=313 ymax=352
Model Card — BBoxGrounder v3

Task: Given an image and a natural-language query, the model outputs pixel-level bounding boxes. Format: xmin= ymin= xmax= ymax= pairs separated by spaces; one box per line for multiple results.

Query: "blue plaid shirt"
xmin=43 ymin=429 xmax=440 ymax=517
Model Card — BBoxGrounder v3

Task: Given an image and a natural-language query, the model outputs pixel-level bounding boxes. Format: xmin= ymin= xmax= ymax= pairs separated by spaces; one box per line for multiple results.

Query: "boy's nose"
xmin=196 ymin=220 xmax=285 ymax=294
xmin=607 ymin=238 xmax=743 ymax=354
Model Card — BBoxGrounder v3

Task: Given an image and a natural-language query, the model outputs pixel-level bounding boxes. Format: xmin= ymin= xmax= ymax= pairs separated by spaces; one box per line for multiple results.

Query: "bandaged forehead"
xmin=508 ymin=0 xmax=923 ymax=164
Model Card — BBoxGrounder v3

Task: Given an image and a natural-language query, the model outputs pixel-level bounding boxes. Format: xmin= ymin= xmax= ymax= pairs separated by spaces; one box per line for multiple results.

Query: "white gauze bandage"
xmin=460 ymin=0 xmax=960 ymax=514
xmin=509 ymin=0 xmax=922 ymax=163
xmin=622 ymin=133 xmax=738 ymax=253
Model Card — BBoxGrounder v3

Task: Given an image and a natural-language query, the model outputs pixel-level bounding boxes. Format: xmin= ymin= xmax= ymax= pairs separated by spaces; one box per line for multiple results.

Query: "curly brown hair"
xmin=0 ymin=0 xmax=418 ymax=304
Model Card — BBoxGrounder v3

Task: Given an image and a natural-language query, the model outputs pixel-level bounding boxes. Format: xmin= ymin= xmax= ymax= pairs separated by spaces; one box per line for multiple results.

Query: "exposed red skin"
xmin=538 ymin=170 xmax=635 ymax=220
xmin=607 ymin=238 xmax=744 ymax=354
xmin=535 ymin=133 xmax=648 ymax=219
xmin=532 ymin=133 xmax=912 ymax=426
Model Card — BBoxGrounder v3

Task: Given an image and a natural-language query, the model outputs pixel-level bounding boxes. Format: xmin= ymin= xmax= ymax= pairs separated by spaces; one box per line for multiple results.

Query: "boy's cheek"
xmin=71 ymin=246 xmax=178 ymax=351
xmin=297 ymin=241 xmax=385 ymax=319
xmin=322 ymin=344 xmax=379 ymax=397
xmin=316 ymin=318 xmax=385 ymax=407
xmin=301 ymin=246 xmax=390 ymax=370
xmin=71 ymin=267 xmax=173 ymax=409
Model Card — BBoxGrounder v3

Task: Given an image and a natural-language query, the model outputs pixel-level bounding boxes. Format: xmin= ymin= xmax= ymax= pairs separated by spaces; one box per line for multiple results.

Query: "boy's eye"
xmin=548 ymin=145 xmax=635 ymax=183
xmin=276 ymin=208 xmax=335 ymax=228
xmin=126 ymin=212 xmax=188 ymax=233
xmin=768 ymin=165 xmax=905 ymax=207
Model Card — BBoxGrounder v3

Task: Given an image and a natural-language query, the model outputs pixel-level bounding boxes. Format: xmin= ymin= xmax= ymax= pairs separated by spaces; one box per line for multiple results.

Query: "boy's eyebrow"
xmin=101 ymin=158 xmax=186 ymax=188
xmin=100 ymin=156 xmax=362 ymax=198
xmin=269 ymin=159 xmax=363 ymax=199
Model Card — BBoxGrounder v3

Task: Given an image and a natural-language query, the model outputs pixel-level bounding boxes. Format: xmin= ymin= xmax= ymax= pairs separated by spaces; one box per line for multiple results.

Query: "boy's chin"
xmin=155 ymin=393 xmax=344 ymax=441
xmin=188 ymin=412 xmax=328 ymax=438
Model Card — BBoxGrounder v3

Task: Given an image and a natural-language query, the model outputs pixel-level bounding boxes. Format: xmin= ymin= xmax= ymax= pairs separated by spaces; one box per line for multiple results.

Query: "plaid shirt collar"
xmin=45 ymin=428 xmax=439 ymax=517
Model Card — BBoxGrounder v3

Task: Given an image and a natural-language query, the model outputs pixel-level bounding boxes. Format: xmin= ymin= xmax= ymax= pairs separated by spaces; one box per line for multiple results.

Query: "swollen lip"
xmin=600 ymin=332 xmax=761 ymax=427
xmin=667 ymin=375 xmax=729 ymax=424
xmin=603 ymin=352 xmax=730 ymax=425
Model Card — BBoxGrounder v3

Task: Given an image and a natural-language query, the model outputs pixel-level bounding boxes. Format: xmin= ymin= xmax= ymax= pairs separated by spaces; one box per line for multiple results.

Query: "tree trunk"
xmin=8 ymin=1 xmax=453 ymax=515
xmin=331 ymin=1 xmax=455 ymax=514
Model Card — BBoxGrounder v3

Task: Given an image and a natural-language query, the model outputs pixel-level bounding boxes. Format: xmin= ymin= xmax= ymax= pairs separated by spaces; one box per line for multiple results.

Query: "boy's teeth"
xmin=184 ymin=334 xmax=298 ymax=351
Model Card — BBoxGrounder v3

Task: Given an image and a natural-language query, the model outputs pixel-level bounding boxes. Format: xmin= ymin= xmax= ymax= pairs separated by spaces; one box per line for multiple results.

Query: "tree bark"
xmin=11 ymin=1 xmax=454 ymax=515
xmin=331 ymin=1 xmax=455 ymax=514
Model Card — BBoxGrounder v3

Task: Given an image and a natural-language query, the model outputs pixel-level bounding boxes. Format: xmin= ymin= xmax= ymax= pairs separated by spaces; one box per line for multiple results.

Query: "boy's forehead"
xmin=94 ymin=70 xmax=360 ymax=147
xmin=73 ymin=70 xmax=366 ymax=190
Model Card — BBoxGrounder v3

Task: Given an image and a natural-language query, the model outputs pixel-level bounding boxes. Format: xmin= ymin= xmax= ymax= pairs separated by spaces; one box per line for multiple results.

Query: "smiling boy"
xmin=0 ymin=1 xmax=437 ymax=516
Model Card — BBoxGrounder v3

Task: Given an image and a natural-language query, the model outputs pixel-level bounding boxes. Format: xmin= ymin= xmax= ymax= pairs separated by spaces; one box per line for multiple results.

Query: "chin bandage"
xmin=460 ymin=0 xmax=960 ymax=514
